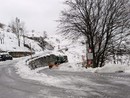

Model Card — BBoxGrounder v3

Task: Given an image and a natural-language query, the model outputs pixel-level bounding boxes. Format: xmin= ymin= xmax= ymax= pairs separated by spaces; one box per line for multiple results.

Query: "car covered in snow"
xmin=0 ymin=53 xmax=13 ymax=61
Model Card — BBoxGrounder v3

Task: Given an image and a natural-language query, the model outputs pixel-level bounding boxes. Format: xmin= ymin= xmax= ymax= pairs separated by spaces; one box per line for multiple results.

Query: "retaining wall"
xmin=28 ymin=54 xmax=59 ymax=69
xmin=28 ymin=54 xmax=68 ymax=70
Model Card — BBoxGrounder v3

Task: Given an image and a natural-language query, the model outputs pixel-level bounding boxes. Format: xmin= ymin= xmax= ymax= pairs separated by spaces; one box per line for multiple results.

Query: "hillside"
xmin=0 ymin=26 xmax=42 ymax=53
xmin=26 ymin=31 xmax=87 ymax=63
xmin=0 ymin=25 xmax=86 ymax=63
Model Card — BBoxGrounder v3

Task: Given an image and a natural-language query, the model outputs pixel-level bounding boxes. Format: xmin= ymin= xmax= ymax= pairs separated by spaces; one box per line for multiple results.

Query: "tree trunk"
xmin=18 ymin=40 xmax=20 ymax=47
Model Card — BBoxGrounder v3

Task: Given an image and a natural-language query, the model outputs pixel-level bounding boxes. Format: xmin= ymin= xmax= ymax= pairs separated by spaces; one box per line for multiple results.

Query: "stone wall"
xmin=28 ymin=54 xmax=59 ymax=69
xmin=28 ymin=54 xmax=68 ymax=70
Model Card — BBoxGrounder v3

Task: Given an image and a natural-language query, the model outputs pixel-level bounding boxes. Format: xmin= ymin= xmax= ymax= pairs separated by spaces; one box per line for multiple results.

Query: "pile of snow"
xmin=65 ymin=44 xmax=86 ymax=63
xmin=58 ymin=62 xmax=130 ymax=73
xmin=93 ymin=63 xmax=128 ymax=73
xmin=125 ymin=66 xmax=130 ymax=73
xmin=107 ymin=55 xmax=130 ymax=66
xmin=58 ymin=62 xmax=86 ymax=72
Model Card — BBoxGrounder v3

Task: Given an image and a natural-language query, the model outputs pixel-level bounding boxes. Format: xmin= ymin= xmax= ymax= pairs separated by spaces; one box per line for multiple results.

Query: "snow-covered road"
xmin=39 ymin=68 xmax=130 ymax=98
xmin=0 ymin=60 xmax=130 ymax=98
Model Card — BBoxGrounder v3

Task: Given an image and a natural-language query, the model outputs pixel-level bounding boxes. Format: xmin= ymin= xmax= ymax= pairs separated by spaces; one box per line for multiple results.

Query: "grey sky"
xmin=0 ymin=0 xmax=64 ymax=34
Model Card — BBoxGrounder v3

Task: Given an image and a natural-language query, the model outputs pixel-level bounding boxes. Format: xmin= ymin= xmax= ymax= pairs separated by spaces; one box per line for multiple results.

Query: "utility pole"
xmin=16 ymin=17 xmax=20 ymax=47
xmin=86 ymin=41 xmax=93 ymax=68
xmin=86 ymin=41 xmax=89 ymax=67
xmin=23 ymin=30 xmax=25 ymax=45
xmin=30 ymin=43 xmax=32 ymax=58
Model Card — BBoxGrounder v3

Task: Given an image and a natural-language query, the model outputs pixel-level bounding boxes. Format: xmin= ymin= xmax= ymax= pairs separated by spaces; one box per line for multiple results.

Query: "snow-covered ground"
xmin=0 ymin=28 xmax=42 ymax=52
xmin=12 ymin=32 xmax=130 ymax=88
xmin=14 ymin=56 xmax=130 ymax=93
xmin=0 ymin=29 xmax=29 ymax=52
xmin=24 ymin=37 xmax=42 ymax=52
xmin=1 ymin=25 xmax=130 ymax=88
xmin=15 ymin=57 xmax=71 ymax=87
xmin=14 ymin=51 xmax=130 ymax=89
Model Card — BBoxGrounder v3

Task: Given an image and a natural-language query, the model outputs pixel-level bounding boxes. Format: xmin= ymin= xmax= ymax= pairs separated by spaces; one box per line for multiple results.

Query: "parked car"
xmin=0 ymin=55 xmax=3 ymax=61
xmin=0 ymin=54 xmax=13 ymax=61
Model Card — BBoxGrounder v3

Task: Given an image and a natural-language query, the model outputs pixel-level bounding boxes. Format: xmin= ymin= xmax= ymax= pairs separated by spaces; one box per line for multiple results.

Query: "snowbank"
xmin=125 ymin=66 xmax=130 ymax=73
xmin=15 ymin=57 xmax=60 ymax=85
xmin=58 ymin=62 xmax=87 ymax=72
xmin=93 ymin=64 xmax=128 ymax=73
xmin=58 ymin=62 xmax=130 ymax=73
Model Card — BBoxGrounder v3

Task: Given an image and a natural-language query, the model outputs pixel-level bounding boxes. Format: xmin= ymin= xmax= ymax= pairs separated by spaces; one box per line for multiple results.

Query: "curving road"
xmin=0 ymin=59 xmax=130 ymax=98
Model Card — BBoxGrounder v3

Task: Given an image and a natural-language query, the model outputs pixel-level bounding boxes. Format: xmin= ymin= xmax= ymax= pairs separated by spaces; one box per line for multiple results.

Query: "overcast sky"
xmin=0 ymin=0 xmax=65 ymax=34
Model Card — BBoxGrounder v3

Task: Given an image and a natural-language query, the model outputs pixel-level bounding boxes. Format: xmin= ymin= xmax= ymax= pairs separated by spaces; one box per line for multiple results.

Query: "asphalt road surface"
xmin=0 ymin=59 xmax=130 ymax=98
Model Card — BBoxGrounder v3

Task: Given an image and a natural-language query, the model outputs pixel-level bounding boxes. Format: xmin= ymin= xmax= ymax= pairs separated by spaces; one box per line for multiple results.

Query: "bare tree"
xmin=0 ymin=23 xmax=5 ymax=29
xmin=38 ymin=37 xmax=47 ymax=51
xmin=59 ymin=0 xmax=130 ymax=68
xmin=9 ymin=17 xmax=25 ymax=46
xmin=0 ymin=31 xmax=5 ymax=44
xmin=0 ymin=23 xmax=5 ymax=44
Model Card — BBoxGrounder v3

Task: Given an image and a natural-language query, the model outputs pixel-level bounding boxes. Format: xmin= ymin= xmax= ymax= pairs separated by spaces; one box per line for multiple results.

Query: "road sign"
xmin=88 ymin=53 xmax=93 ymax=59
xmin=88 ymin=48 xmax=92 ymax=53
